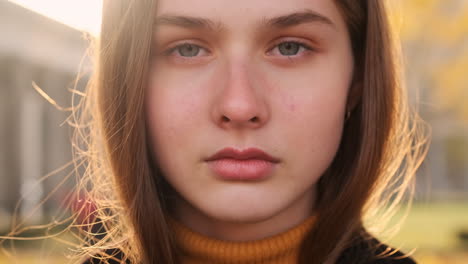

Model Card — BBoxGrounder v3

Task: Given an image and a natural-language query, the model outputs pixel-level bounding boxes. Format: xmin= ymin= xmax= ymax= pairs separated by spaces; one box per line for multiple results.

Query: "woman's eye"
xmin=176 ymin=44 xmax=200 ymax=57
xmin=270 ymin=41 xmax=313 ymax=57
xmin=167 ymin=43 xmax=206 ymax=57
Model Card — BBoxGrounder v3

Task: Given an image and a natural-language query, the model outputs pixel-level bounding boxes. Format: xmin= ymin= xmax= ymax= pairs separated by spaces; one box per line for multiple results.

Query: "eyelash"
xmin=163 ymin=40 xmax=314 ymax=60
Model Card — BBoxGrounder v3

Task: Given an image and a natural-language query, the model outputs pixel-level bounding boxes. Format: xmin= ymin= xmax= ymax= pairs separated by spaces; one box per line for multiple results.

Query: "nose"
xmin=212 ymin=61 xmax=269 ymax=130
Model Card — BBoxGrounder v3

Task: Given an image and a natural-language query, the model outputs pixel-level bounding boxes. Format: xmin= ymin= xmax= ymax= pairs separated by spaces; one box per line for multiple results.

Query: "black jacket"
xmin=335 ymin=236 xmax=416 ymax=264
xmin=83 ymin=236 xmax=416 ymax=264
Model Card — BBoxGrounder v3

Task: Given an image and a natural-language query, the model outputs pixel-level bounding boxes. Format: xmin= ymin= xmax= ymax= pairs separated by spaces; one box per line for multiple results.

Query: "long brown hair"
xmin=72 ymin=0 xmax=429 ymax=263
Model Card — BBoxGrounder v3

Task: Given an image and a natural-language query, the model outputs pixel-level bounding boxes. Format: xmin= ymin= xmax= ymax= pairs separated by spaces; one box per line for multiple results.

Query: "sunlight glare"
xmin=8 ymin=0 xmax=102 ymax=36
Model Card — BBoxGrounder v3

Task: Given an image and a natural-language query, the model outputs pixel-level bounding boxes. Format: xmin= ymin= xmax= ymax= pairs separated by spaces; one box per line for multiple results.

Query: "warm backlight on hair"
xmin=8 ymin=0 xmax=102 ymax=36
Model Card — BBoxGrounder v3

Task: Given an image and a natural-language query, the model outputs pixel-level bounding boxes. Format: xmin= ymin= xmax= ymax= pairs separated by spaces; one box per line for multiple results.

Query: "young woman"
xmin=75 ymin=0 xmax=428 ymax=263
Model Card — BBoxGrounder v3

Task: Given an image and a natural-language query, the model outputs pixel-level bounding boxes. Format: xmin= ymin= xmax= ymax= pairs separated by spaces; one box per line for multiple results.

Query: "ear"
xmin=346 ymin=79 xmax=362 ymax=112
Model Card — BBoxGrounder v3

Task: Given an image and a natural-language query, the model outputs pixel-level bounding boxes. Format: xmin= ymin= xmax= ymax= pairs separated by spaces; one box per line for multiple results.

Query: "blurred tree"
xmin=387 ymin=0 xmax=468 ymax=194
xmin=393 ymin=0 xmax=468 ymax=123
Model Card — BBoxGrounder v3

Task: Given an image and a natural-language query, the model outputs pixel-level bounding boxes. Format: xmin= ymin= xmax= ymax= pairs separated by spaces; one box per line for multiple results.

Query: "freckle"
xmin=289 ymin=104 xmax=296 ymax=112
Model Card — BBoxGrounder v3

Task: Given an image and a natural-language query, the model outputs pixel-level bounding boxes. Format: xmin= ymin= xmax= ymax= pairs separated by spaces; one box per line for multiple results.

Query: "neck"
xmin=172 ymin=189 xmax=316 ymax=241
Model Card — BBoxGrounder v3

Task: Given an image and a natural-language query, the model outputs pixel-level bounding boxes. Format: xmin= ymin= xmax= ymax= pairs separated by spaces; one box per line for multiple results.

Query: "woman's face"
xmin=146 ymin=0 xmax=354 ymax=239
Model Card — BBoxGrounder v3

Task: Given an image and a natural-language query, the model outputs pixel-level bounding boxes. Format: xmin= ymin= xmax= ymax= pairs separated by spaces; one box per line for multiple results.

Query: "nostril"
xmin=222 ymin=116 xmax=230 ymax=122
xmin=250 ymin=116 xmax=259 ymax=122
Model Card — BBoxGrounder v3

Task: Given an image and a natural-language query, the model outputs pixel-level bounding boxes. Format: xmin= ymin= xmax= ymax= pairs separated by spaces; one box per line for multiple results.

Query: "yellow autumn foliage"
xmin=391 ymin=0 xmax=468 ymax=122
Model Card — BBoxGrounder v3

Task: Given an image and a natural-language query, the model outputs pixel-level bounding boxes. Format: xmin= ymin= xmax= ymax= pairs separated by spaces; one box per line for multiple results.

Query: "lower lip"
xmin=206 ymin=159 xmax=276 ymax=181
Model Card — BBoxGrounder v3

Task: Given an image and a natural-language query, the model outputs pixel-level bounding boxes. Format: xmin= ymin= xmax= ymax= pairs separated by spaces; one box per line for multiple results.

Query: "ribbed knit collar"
xmin=168 ymin=215 xmax=317 ymax=264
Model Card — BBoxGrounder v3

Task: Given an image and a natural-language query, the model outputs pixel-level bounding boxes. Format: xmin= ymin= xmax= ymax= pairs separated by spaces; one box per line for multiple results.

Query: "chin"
xmin=198 ymin=194 xmax=286 ymax=224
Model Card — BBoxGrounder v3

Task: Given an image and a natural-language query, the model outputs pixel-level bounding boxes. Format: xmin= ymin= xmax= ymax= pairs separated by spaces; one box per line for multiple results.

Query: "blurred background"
xmin=0 ymin=0 xmax=467 ymax=263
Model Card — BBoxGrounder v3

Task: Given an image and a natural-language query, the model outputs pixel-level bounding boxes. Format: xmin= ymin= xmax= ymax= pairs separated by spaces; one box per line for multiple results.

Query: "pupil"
xmin=279 ymin=42 xmax=299 ymax=56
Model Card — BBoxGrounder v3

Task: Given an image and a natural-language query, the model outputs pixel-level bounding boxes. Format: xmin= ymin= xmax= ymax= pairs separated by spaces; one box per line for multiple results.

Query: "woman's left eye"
xmin=268 ymin=41 xmax=313 ymax=57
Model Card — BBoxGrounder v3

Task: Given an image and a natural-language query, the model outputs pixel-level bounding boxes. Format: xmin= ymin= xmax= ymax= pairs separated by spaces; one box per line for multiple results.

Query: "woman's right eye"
xmin=166 ymin=43 xmax=208 ymax=57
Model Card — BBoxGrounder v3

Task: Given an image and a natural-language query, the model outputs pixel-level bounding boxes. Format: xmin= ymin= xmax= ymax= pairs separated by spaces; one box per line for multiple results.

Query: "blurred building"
xmin=0 ymin=0 xmax=90 ymax=227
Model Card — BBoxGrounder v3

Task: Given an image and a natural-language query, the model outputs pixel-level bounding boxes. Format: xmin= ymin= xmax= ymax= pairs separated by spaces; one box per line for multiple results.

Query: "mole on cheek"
xmin=288 ymin=103 xmax=296 ymax=112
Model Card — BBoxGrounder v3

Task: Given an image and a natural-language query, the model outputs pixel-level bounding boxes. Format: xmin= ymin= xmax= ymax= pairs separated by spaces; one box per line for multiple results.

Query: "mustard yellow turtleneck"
xmin=168 ymin=215 xmax=317 ymax=264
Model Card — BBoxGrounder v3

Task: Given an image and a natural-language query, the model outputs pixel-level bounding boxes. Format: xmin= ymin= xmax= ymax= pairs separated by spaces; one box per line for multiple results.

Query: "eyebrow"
xmin=154 ymin=9 xmax=336 ymax=31
xmin=154 ymin=14 xmax=225 ymax=32
xmin=264 ymin=9 xmax=336 ymax=29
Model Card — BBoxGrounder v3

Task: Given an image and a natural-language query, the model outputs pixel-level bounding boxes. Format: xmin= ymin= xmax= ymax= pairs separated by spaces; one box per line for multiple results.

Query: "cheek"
xmin=145 ymin=71 xmax=206 ymax=167
xmin=280 ymin=89 xmax=346 ymax=161
xmin=146 ymin=68 xmax=207 ymax=130
xmin=145 ymin=62 xmax=219 ymax=119
xmin=266 ymin=57 xmax=352 ymax=175
xmin=269 ymin=59 xmax=351 ymax=126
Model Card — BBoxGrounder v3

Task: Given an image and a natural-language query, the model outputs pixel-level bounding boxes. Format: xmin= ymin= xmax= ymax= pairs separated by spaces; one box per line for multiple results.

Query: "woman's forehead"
xmin=154 ymin=0 xmax=346 ymax=33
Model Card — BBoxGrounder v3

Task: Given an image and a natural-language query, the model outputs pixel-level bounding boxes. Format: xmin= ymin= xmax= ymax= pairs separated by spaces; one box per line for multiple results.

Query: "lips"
xmin=205 ymin=147 xmax=280 ymax=180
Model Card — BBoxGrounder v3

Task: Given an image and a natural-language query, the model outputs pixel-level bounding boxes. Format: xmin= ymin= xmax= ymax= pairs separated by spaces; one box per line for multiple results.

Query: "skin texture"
xmin=146 ymin=0 xmax=354 ymax=241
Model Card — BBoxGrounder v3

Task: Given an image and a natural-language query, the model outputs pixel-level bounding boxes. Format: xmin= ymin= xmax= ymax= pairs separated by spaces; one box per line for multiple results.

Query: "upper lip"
xmin=205 ymin=147 xmax=280 ymax=163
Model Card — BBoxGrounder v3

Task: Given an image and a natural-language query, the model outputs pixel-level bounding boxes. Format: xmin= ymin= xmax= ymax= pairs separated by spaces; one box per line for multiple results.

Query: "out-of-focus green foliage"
xmin=382 ymin=202 xmax=468 ymax=264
